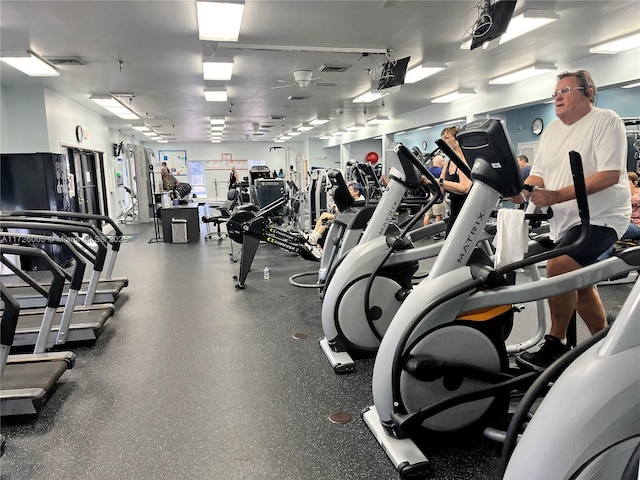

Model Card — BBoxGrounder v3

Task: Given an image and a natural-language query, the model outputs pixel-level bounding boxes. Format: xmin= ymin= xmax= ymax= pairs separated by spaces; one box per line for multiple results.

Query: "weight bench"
xmin=202 ymin=190 xmax=239 ymax=240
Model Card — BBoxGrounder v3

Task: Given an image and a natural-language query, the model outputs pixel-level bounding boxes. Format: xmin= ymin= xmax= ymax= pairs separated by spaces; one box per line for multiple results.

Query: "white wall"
xmin=0 ymin=85 xmax=49 ymax=152
xmin=1 ymin=85 xmax=125 ymax=220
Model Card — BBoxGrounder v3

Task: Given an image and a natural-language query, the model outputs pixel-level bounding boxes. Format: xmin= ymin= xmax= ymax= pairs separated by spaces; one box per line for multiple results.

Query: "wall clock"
xmin=532 ymin=118 xmax=543 ymax=136
xmin=75 ymin=125 xmax=84 ymax=143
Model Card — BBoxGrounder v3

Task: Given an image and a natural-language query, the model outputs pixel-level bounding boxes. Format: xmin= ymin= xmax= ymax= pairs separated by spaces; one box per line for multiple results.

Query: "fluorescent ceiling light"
xmin=310 ymin=117 xmax=330 ymax=125
xmin=132 ymin=126 xmax=150 ymax=132
xmin=460 ymin=36 xmax=488 ymax=50
xmin=365 ymin=115 xmax=389 ymax=126
xmin=332 ymin=130 xmax=347 ymax=136
xmin=273 ymin=139 xmax=285 ymax=143
xmin=489 ymin=64 xmax=556 ymax=84
xmin=280 ymin=135 xmax=291 ymax=140
xmin=590 ymin=32 xmax=640 ymax=54
xmin=416 ymin=125 xmax=432 ymax=131
xmin=347 ymin=124 xmax=366 ymax=131
xmin=289 ymin=131 xmax=302 ymax=136
xmin=319 ymin=135 xmax=333 ymax=140
xmin=622 ymin=81 xmax=640 ymax=89
xmin=209 ymin=117 xmax=226 ymax=125
xmin=197 ymin=1 xmax=245 ymax=41
xmin=90 ymin=94 xmax=139 ymax=119
xmin=297 ymin=123 xmax=314 ymax=132
xmin=142 ymin=131 xmax=156 ymax=137
xmin=499 ymin=10 xmax=558 ymax=45
xmin=0 ymin=51 xmax=59 ymax=76
xmin=431 ymin=89 xmax=476 ymax=104
xmin=353 ymin=90 xmax=389 ymax=103
xmin=204 ymin=88 xmax=228 ymax=102
xmin=157 ymin=139 xmax=169 ymax=143
xmin=210 ymin=126 xmax=224 ymax=131
xmin=211 ymin=139 xmax=222 ymax=143
xmin=203 ymin=57 xmax=234 ymax=80
xmin=404 ymin=62 xmax=446 ymax=83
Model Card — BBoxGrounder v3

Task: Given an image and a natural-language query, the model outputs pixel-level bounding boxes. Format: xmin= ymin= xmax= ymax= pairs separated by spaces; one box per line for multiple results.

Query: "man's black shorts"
xmin=555 ymin=224 xmax=617 ymax=266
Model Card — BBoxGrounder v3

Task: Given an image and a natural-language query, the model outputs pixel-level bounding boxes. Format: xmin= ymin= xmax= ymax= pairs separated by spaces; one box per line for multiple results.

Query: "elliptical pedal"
xmin=318 ymin=337 xmax=356 ymax=374
xmin=362 ymin=406 xmax=433 ymax=479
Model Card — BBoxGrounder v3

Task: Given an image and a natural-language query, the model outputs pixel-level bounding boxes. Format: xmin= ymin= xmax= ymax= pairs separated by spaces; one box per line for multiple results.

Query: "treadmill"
xmin=0 ymin=216 xmax=127 ymax=307
xmin=0 ymin=232 xmax=114 ymax=348
xmin=1 ymin=246 xmax=75 ymax=416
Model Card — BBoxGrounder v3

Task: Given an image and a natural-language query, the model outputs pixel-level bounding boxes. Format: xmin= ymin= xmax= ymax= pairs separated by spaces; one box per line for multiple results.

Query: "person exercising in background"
xmin=517 ymin=154 xmax=531 ymax=179
xmin=161 ymin=167 xmax=179 ymax=190
xmin=510 ymin=70 xmax=630 ymax=371
xmin=303 ymin=181 xmax=364 ymax=247
xmin=438 ymin=126 xmax=472 ymax=237
xmin=423 ymin=154 xmax=446 ymax=230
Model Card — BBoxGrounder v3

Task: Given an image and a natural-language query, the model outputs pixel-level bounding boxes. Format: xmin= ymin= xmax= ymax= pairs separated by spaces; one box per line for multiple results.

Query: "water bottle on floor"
xmin=263 ymin=267 xmax=270 ymax=280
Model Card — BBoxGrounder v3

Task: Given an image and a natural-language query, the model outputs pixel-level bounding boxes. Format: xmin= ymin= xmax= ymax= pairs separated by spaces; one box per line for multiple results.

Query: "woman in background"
xmin=438 ymin=126 xmax=472 ymax=237
xmin=622 ymin=171 xmax=640 ymax=240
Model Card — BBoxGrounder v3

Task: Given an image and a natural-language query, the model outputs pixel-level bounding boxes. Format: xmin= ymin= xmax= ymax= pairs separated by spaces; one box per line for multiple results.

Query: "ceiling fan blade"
xmin=271 ymin=83 xmax=295 ymax=89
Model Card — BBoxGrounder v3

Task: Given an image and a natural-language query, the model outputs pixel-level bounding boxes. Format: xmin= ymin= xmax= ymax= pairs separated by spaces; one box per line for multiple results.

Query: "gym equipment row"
xmin=304 ymin=119 xmax=639 ymax=478
xmin=365 ymin=122 xmax=639 ymax=478
xmin=1 ymin=211 xmax=129 ymax=417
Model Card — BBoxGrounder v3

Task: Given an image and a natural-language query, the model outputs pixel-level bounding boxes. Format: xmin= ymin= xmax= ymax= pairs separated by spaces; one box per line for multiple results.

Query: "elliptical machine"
xmin=319 ymin=145 xmax=446 ymax=372
xmin=501 ymin=256 xmax=640 ymax=479
xmin=361 ymin=119 xmax=640 ymax=478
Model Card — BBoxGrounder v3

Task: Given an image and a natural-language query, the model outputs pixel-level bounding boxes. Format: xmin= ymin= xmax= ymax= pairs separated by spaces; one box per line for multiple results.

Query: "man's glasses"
xmin=551 ymin=86 xmax=585 ymax=99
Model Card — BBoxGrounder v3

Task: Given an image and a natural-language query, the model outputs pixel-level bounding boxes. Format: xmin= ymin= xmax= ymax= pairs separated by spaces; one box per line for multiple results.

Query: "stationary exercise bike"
xmin=361 ymin=119 xmax=640 ymax=478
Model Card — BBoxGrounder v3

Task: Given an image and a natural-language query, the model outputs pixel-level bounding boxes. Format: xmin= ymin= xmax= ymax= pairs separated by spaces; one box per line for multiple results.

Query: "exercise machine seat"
xmin=202 ymin=190 xmax=239 ymax=239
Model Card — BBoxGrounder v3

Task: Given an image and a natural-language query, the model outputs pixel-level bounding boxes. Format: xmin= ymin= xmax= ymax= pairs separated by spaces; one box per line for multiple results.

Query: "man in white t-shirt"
xmin=511 ymin=70 xmax=631 ymax=371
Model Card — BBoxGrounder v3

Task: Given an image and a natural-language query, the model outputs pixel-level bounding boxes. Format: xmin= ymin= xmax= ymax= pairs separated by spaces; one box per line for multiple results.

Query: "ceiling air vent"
xmin=44 ymin=56 xmax=87 ymax=66
xmin=318 ymin=64 xmax=351 ymax=73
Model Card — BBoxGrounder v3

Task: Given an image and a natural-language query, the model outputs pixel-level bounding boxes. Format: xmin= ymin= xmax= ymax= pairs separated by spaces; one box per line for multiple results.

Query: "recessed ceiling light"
xmin=353 ymin=90 xmax=389 ymax=103
xmin=431 ymin=89 xmax=476 ymax=104
xmin=499 ymin=9 xmax=558 ymax=45
xmin=204 ymin=88 xmax=228 ymax=102
xmin=404 ymin=62 xmax=446 ymax=83
xmin=590 ymin=32 xmax=640 ymax=54
xmin=196 ymin=1 xmax=245 ymax=42
xmin=203 ymin=57 xmax=234 ymax=80
xmin=0 ymin=50 xmax=59 ymax=76
xmin=489 ymin=64 xmax=556 ymax=84
xmin=90 ymin=94 xmax=139 ymax=119
xmin=310 ymin=117 xmax=329 ymax=125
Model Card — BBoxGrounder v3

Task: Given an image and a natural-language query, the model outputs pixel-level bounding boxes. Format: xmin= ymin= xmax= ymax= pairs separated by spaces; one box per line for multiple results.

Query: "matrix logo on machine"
xmin=379 ymin=200 xmax=399 ymax=236
xmin=457 ymin=211 xmax=486 ymax=264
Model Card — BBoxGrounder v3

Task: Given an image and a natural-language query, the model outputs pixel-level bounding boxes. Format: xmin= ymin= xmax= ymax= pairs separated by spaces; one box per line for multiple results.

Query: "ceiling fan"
xmin=272 ymin=70 xmax=336 ymax=89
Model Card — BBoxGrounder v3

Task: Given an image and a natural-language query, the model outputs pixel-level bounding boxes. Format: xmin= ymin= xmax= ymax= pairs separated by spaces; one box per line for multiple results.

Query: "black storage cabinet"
xmin=1 ymin=153 xmax=76 ymax=270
